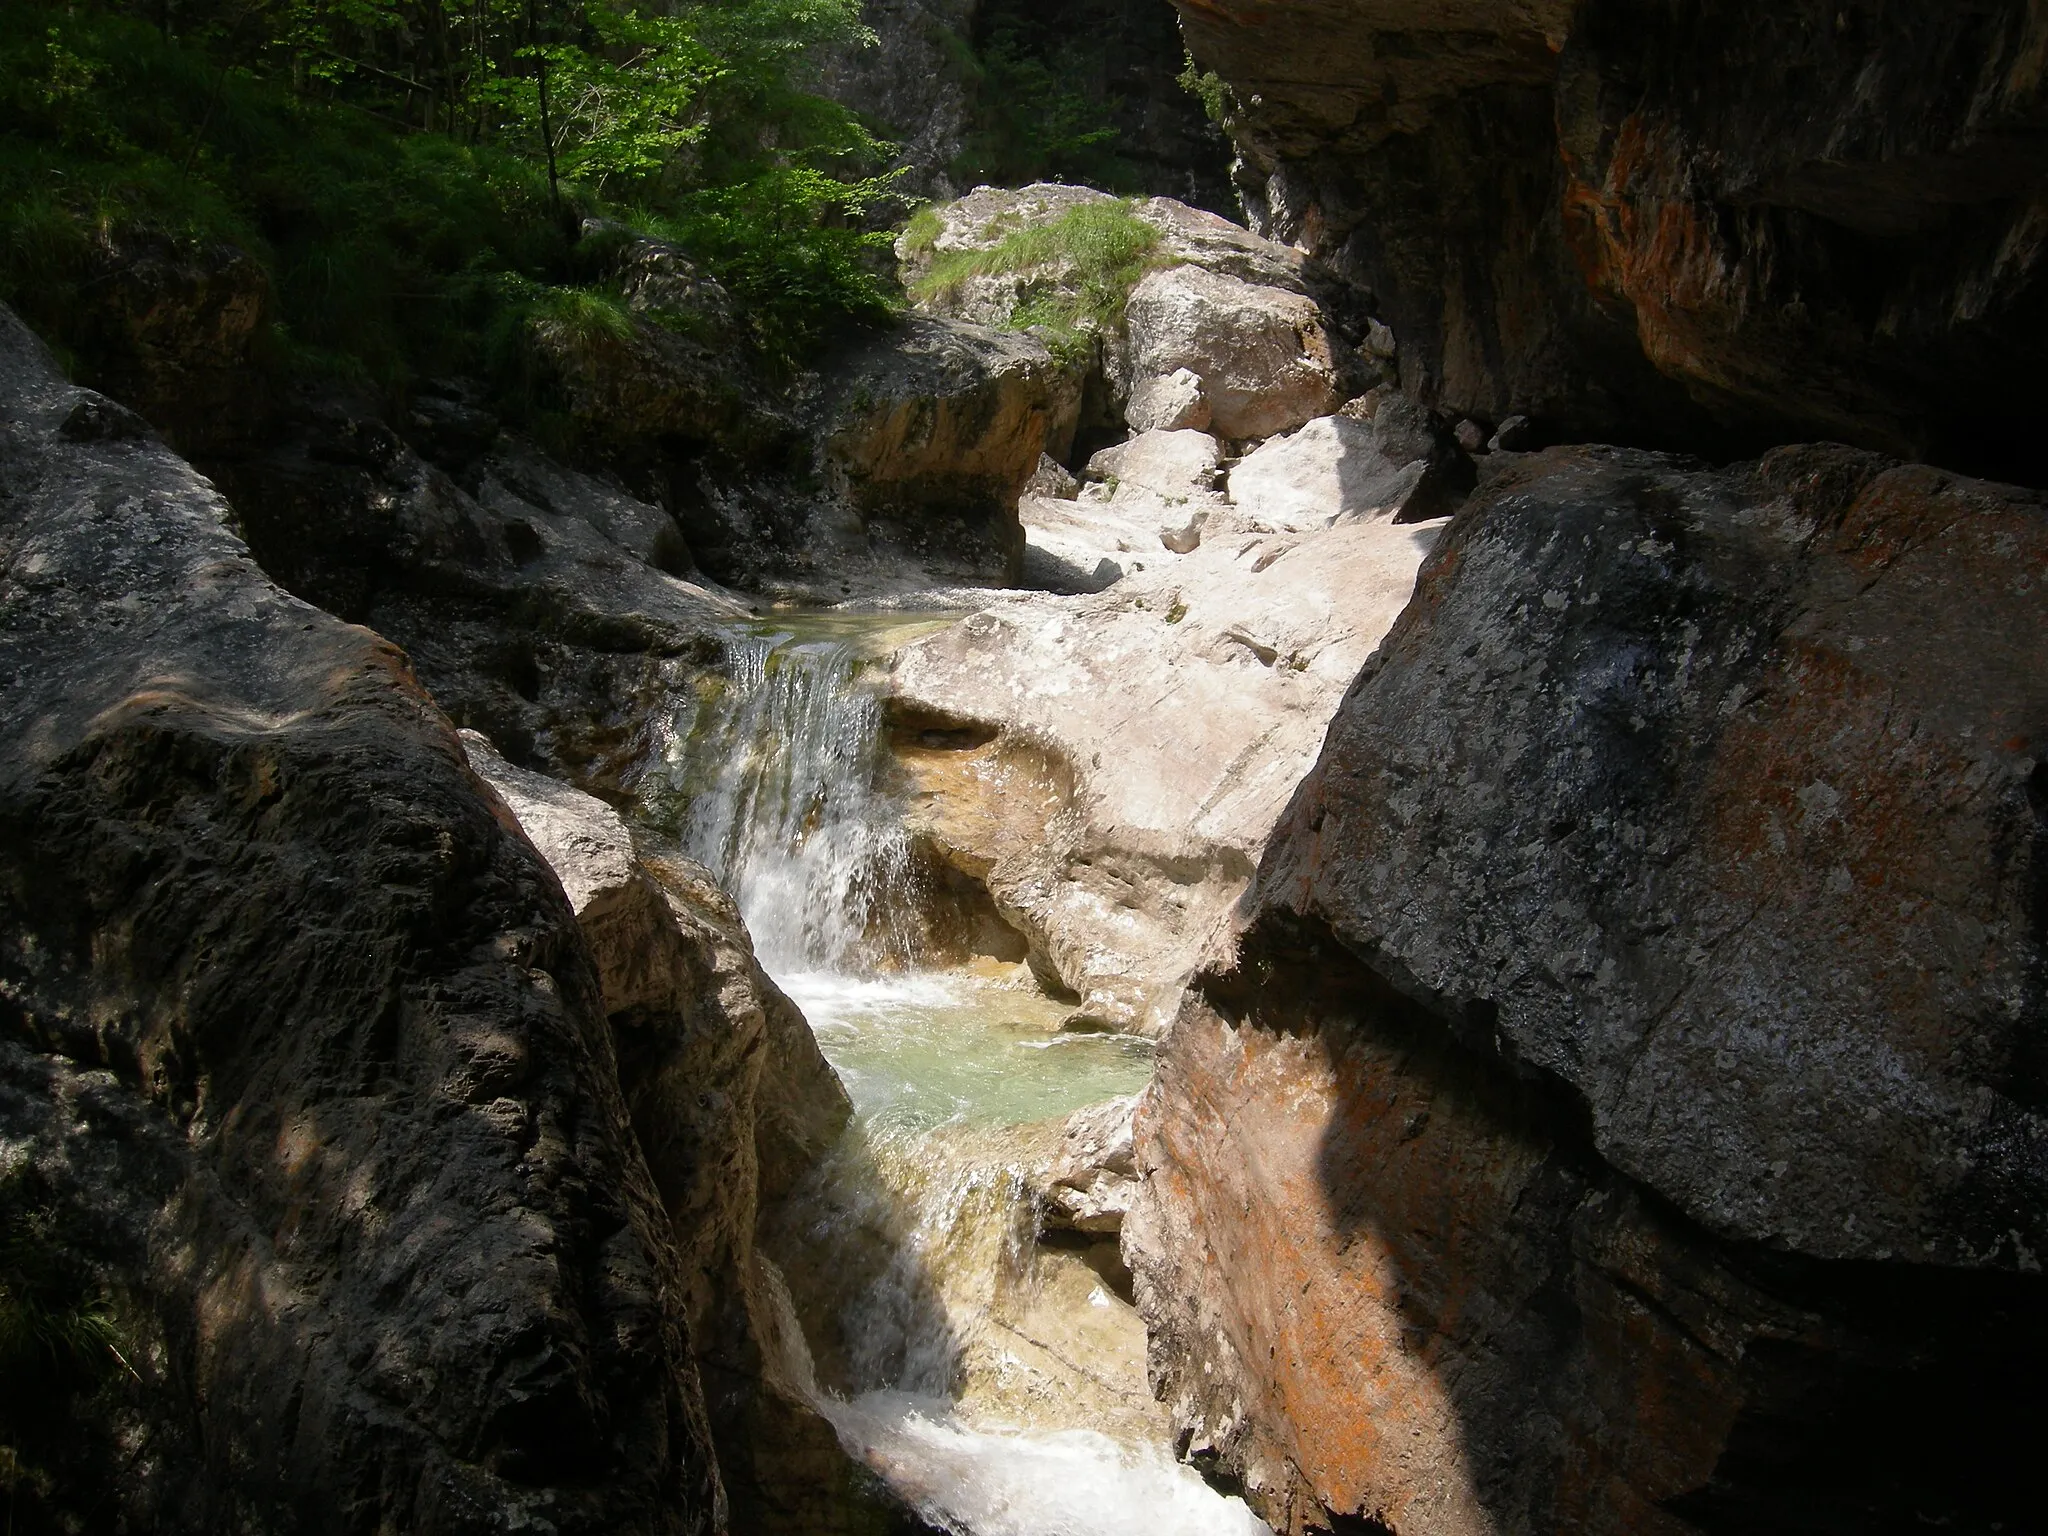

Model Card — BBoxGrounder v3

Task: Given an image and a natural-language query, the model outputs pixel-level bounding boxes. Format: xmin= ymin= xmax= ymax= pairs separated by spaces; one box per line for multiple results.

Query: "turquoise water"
xmin=782 ymin=969 xmax=1156 ymax=1134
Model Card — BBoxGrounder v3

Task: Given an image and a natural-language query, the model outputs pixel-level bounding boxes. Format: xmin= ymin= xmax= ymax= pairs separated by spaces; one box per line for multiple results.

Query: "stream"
xmin=634 ymin=615 xmax=1269 ymax=1536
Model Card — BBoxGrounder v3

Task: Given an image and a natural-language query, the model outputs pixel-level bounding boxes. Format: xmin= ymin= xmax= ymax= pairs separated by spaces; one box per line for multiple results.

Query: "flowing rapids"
xmin=638 ymin=617 xmax=1269 ymax=1536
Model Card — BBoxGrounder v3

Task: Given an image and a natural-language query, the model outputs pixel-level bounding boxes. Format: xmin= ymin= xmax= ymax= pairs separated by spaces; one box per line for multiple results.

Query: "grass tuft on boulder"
xmin=909 ymin=200 xmax=1172 ymax=353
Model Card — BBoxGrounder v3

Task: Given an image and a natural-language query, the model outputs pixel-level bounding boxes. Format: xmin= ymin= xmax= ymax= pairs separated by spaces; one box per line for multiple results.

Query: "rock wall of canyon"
xmin=0 ymin=307 xmax=723 ymax=1531
xmin=1174 ymin=0 xmax=2048 ymax=482
xmin=1127 ymin=443 xmax=2048 ymax=1533
xmin=0 ymin=305 xmax=907 ymax=1532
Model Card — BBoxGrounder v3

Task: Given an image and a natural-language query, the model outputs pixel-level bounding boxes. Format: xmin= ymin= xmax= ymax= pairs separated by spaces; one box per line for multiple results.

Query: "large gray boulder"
xmin=810 ymin=315 xmax=1083 ymax=587
xmin=0 ymin=306 xmax=722 ymax=1532
xmin=457 ymin=735 xmax=863 ymax=1534
xmin=900 ymin=185 xmax=1352 ymax=442
xmin=1127 ymin=440 xmax=2048 ymax=1535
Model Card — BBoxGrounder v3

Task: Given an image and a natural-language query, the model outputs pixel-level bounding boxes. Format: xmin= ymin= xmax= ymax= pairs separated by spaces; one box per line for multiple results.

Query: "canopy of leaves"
xmin=0 ymin=0 xmax=904 ymax=397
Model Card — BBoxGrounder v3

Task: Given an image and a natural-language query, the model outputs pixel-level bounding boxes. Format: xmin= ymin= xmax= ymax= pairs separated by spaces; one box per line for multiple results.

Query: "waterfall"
xmin=640 ymin=616 xmax=1269 ymax=1536
xmin=646 ymin=626 xmax=920 ymax=974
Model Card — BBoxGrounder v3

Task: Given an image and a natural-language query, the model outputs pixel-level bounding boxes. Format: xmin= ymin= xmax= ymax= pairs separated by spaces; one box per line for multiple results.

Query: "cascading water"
xmin=650 ymin=622 xmax=920 ymax=974
xmin=640 ymin=616 xmax=1269 ymax=1536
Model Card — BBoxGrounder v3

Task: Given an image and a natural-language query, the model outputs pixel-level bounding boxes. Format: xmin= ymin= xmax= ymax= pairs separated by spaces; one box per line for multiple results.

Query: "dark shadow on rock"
xmin=1194 ymin=912 xmax=2048 ymax=1534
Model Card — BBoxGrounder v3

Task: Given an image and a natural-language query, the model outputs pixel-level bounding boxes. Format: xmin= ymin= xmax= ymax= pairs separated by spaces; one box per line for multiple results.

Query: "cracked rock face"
xmin=457 ymin=734 xmax=876 ymax=1535
xmin=1127 ymin=442 xmax=2048 ymax=1535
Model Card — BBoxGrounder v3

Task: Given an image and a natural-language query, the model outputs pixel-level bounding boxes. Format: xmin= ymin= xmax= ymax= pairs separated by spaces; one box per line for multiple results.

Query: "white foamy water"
xmin=659 ymin=627 xmax=917 ymax=972
xmin=825 ymin=1393 xmax=1270 ymax=1536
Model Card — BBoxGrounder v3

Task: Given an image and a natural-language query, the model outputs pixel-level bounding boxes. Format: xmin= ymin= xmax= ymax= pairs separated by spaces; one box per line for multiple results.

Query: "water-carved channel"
xmin=634 ymin=614 xmax=1268 ymax=1536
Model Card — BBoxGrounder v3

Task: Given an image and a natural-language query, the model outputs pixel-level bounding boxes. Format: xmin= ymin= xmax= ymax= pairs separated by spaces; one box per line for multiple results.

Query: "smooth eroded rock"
xmin=891 ymin=508 xmax=1445 ymax=1032
xmin=1228 ymin=412 xmax=1456 ymax=530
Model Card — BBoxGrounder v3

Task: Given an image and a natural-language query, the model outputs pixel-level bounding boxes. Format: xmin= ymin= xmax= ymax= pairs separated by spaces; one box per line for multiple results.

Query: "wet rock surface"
xmin=1176 ymin=0 xmax=2048 ymax=480
xmin=0 ymin=306 xmax=723 ymax=1532
xmin=1127 ymin=442 xmax=2048 ymax=1534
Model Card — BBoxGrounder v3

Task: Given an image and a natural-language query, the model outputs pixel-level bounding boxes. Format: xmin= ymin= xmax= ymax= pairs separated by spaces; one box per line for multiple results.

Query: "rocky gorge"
xmin=3 ymin=2 xmax=2046 ymax=1534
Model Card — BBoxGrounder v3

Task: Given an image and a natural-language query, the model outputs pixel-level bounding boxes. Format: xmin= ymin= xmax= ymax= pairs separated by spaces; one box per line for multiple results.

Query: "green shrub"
xmin=0 ymin=0 xmax=904 ymax=405
xmin=947 ymin=16 xmax=1131 ymax=192
xmin=0 ymin=1178 xmax=133 ymax=1526
xmin=1178 ymin=53 xmax=1232 ymax=124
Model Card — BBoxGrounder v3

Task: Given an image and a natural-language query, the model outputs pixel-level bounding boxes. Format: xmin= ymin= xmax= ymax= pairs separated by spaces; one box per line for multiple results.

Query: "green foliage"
xmin=911 ymin=200 xmax=1171 ymax=352
xmin=648 ymin=169 xmax=898 ymax=360
xmin=1178 ymin=52 xmax=1231 ymax=124
xmin=899 ymin=204 xmax=943 ymax=259
xmin=0 ymin=0 xmax=902 ymax=405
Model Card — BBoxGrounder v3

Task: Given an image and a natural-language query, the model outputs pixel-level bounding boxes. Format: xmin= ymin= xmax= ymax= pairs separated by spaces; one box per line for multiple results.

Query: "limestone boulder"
xmin=800 ymin=315 xmax=1082 ymax=590
xmin=1040 ymin=1096 xmax=1141 ymax=1236
xmin=1127 ymin=441 xmax=2048 ymax=1534
xmin=900 ymin=184 xmax=1313 ymax=318
xmin=1086 ymin=428 xmax=1222 ymax=503
xmin=1132 ymin=196 xmax=1312 ymax=293
xmin=30 ymin=227 xmax=274 ymax=455
xmin=898 ymin=183 xmax=1130 ymax=328
xmin=1026 ymin=451 xmax=1080 ymax=499
xmin=1118 ymin=264 xmax=1343 ymax=440
xmin=1228 ymin=409 xmax=1465 ymax=530
xmin=1017 ymin=495 xmax=1141 ymax=595
xmin=0 ymin=306 xmax=721 ymax=1533
xmin=890 ymin=507 xmax=1446 ymax=1033
xmin=900 ymin=185 xmax=1345 ymax=441
xmin=1015 ymin=431 xmax=1228 ymax=594
xmin=1126 ymin=367 xmax=1213 ymax=433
